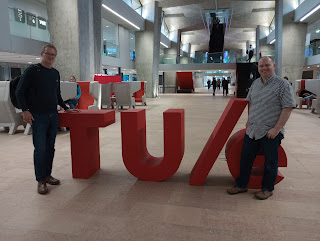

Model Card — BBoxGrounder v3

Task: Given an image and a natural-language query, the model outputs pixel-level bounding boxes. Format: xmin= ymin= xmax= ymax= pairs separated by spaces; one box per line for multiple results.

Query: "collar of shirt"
xmin=260 ymin=74 xmax=276 ymax=85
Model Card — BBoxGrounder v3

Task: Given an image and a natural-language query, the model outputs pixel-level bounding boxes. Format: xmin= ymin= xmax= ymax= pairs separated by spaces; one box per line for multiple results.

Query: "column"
xmin=279 ymin=0 xmax=308 ymax=86
xmin=275 ymin=0 xmax=283 ymax=76
xmin=47 ymin=0 xmax=102 ymax=82
xmin=161 ymin=30 xmax=181 ymax=93
xmin=135 ymin=1 xmax=162 ymax=98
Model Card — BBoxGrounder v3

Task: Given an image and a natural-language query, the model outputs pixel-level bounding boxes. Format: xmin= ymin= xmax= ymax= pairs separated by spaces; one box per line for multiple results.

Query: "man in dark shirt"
xmin=16 ymin=44 xmax=79 ymax=195
xmin=222 ymin=78 xmax=228 ymax=96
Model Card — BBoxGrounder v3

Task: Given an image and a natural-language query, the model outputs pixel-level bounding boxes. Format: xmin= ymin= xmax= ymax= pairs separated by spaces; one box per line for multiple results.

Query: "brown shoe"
xmin=37 ymin=181 xmax=48 ymax=195
xmin=45 ymin=175 xmax=60 ymax=185
xmin=227 ymin=185 xmax=248 ymax=195
xmin=255 ymin=190 xmax=273 ymax=200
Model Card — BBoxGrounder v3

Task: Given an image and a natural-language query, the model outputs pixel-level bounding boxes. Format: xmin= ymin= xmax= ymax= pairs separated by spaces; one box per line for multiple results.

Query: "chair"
xmin=101 ymin=83 xmax=115 ymax=109
xmin=88 ymin=81 xmax=101 ymax=110
xmin=114 ymin=82 xmax=140 ymax=110
xmin=0 ymin=81 xmax=26 ymax=134
xmin=133 ymin=81 xmax=147 ymax=106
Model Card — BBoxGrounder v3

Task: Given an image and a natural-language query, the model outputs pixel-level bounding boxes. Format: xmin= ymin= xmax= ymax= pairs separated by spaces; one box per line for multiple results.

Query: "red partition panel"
xmin=177 ymin=72 xmax=194 ymax=90
xmin=58 ymin=110 xmax=115 ymax=178
xmin=77 ymin=81 xmax=94 ymax=109
xmin=94 ymin=74 xmax=122 ymax=84
xmin=121 ymin=109 xmax=185 ymax=181
xmin=133 ymin=82 xmax=145 ymax=103
xmin=189 ymin=98 xmax=248 ymax=185
xmin=225 ymin=129 xmax=287 ymax=189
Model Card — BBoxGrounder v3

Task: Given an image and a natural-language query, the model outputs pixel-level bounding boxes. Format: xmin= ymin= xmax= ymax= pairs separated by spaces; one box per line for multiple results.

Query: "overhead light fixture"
xmin=106 ymin=26 xmax=109 ymax=27
xmin=160 ymin=42 xmax=168 ymax=48
xmin=317 ymin=65 xmax=320 ymax=67
xmin=270 ymin=39 xmax=276 ymax=44
xmin=36 ymin=57 xmax=40 ymax=60
xmin=28 ymin=62 xmax=32 ymax=64
xmin=316 ymin=29 xmax=320 ymax=33
xmin=300 ymin=4 xmax=320 ymax=22
xmin=102 ymin=4 xmax=140 ymax=30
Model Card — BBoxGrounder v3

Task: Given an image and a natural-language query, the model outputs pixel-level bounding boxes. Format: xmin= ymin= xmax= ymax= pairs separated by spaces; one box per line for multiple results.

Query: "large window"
xmin=129 ymin=32 xmax=136 ymax=62
xmin=161 ymin=11 xmax=169 ymax=37
xmin=102 ymin=19 xmax=119 ymax=58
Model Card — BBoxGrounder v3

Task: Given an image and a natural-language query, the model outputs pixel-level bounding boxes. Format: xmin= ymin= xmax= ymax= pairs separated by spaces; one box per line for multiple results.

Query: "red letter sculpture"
xmin=58 ymin=110 xmax=115 ymax=179
xmin=121 ymin=109 xmax=185 ymax=181
xmin=189 ymin=98 xmax=248 ymax=185
xmin=225 ymin=129 xmax=287 ymax=189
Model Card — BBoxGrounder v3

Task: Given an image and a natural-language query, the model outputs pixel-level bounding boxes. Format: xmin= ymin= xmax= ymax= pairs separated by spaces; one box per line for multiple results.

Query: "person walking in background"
xmin=66 ymin=76 xmax=81 ymax=109
xmin=16 ymin=44 xmax=80 ymax=195
xmin=212 ymin=77 xmax=217 ymax=96
xmin=222 ymin=78 xmax=228 ymax=96
xmin=207 ymin=79 xmax=211 ymax=90
xmin=217 ymin=79 xmax=221 ymax=90
xmin=227 ymin=56 xmax=295 ymax=200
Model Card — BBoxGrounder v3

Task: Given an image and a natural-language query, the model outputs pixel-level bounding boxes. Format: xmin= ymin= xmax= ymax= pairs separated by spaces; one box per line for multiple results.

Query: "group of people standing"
xmin=207 ymin=77 xmax=229 ymax=96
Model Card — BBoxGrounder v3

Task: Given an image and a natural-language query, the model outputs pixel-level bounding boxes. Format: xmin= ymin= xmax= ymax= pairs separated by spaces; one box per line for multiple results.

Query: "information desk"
xmin=58 ymin=110 xmax=115 ymax=178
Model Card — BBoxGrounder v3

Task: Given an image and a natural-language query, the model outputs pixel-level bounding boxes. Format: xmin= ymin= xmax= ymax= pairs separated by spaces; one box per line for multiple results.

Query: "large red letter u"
xmin=121 ymin=109 xmax=185 ymax=181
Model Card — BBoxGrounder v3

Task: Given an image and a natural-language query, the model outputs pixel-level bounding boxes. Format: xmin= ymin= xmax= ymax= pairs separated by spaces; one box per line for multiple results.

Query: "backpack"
xmin=9 ymin=64 xmax=40 ymax=109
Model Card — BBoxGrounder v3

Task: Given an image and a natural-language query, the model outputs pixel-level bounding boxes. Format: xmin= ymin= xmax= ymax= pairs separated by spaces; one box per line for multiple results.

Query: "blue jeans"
xmin=304 ymin=94 xmax=314 ymax=108
xmin=66 ymin=99 xmax=78 ymax=109
xmin=235 ymin=133 xmax=284 ymax=191
xmin=31 ymin=111 xmax=58 ymax=181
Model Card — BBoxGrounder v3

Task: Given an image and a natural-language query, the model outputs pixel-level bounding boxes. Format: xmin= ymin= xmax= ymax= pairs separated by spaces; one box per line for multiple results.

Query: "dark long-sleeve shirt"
xmin=16 ymin=64 xmax=68 ymax=113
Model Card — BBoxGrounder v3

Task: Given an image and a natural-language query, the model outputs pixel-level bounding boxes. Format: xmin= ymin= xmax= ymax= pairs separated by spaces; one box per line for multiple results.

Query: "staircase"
xmin=236 ymin=63 xmax=260 ymax=98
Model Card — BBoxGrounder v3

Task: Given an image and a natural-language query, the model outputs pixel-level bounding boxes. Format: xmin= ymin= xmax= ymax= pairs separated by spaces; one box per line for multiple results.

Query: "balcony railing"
xmin=305 ymin=41 xmax=320 ymax=58
xmin=160 ymin=52 xmax=246 ymax=64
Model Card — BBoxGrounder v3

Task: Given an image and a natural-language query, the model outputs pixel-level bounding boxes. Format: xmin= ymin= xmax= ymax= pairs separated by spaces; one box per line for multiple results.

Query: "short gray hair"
xmin=41 ymin=44 xmax=57 ymax=54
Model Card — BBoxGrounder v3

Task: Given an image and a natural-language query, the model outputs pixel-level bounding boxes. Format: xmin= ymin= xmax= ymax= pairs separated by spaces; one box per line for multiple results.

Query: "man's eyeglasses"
xmin=44 ymin=52 xmax=57 ymax=57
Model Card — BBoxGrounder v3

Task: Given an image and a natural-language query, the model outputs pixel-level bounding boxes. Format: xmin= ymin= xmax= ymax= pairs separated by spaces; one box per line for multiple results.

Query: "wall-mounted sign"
xmin=37 ymin=17 xmax=47 ymax=30
xmin=14 ymin=8 xmax=25 ymax=23
xmin=26 ymin=12 xmax=36 ymax=27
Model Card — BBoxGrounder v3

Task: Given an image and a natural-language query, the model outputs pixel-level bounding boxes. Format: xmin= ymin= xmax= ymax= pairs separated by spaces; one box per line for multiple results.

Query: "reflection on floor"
xmin=0 ymin=88 xmax=319 ymax=241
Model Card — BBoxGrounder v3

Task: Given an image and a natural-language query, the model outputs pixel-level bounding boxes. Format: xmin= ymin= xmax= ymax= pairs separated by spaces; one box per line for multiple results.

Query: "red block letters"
xmin=121 ymin=109 xmax=185 ymax=181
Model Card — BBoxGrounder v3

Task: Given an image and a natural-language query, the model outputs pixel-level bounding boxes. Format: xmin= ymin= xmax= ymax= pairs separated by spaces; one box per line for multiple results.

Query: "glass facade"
xmin=102 ymin=19 xmax=119 ymax=58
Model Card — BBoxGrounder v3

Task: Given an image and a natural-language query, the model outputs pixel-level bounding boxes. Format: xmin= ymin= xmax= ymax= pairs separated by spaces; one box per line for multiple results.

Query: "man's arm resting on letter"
xmin=266 ymin=107 xmax=293 ymax=139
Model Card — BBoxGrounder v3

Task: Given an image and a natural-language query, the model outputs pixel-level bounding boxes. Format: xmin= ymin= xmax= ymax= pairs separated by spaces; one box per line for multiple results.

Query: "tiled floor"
xmin=0 ymin=88 xmax=319 ymax=241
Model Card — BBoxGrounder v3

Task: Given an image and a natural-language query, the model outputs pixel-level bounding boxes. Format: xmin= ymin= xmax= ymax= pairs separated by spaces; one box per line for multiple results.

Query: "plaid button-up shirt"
xmin=246 ymin=74 xmax=296 ymax=140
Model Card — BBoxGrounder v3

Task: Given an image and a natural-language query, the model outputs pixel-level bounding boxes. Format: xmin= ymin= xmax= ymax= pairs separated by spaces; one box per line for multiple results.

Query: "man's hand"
xmin=23 ymin=111 xmax=34 ymax=125
xmin=266 ymin=127 xmax=280 ymax=139
xmin=65 ymin=108 xmax=80 ymax=113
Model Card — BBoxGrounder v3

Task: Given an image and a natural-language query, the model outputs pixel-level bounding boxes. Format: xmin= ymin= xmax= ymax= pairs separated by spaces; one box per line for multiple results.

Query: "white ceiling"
xmin=141 ymin=0 xmax=276 ymax=52
xmin=0 ymin=51 xmax=41 ymax=65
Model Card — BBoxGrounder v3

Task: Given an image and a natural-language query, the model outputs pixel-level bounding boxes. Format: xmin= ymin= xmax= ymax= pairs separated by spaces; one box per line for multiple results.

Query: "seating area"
xmin=0 ymin=81 xmax=26 ymax=134
xmin=295 ymin=79 xmax=318 ymax=111
xmin=0 ymin=81 xmax=77 ymax=135
xmin=88 ymin=80 xmax=146 ymax=110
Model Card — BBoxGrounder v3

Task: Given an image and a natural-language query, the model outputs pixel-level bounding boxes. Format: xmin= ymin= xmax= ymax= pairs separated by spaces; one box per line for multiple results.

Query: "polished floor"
xmin=0 ymin=88 xmax=320 ymax=241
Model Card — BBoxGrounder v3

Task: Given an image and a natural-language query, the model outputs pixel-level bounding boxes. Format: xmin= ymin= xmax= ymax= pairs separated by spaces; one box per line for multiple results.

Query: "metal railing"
xmin=305 ymin=41 xmax=320 ymax=58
